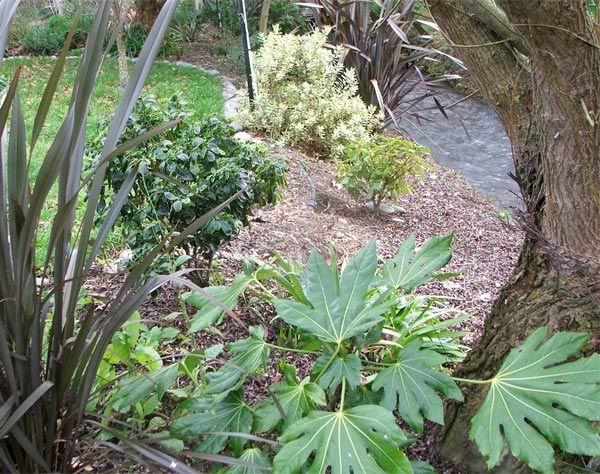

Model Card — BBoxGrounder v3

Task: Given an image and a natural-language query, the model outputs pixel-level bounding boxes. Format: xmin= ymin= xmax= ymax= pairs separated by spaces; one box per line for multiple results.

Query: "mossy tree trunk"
xmin=425 ymin=1 xmax=600 ymax=472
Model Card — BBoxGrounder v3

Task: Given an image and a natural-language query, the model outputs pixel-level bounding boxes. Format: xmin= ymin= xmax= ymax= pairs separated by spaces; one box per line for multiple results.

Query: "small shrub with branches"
xmin=336 ymin=135 xmax=430 ymax=213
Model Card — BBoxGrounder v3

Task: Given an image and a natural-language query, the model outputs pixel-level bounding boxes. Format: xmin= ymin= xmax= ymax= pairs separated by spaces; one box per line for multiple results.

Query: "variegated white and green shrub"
xmin=242 ymin=27 xmax=382 ymax=159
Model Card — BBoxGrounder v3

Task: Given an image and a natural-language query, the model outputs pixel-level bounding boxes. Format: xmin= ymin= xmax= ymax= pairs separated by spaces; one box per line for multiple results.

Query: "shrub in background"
xmin=86 ymin=94 xmax=286 ymax=284
xmin=336 ymin=134 xmax=430 ymax=213
xmin=171 ymin=0 xmax=204 ymax=43
xmin=200 ymin=0 xmax=307 ymax=36
xmin=262 ymin=0 xmax=308 ymax=33
xmin=119 ymin=21 xmax=179 ymax=58
xmin=17 ymin=12 xmax=95 ymax=55
xmin=243 ymin=27 xmax=382 ymax=158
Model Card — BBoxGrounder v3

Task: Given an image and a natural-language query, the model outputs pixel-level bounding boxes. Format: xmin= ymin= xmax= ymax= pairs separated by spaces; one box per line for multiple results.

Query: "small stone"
xmin=119 ymin=249 xmax=133 ymax=262
xmin=230 ymin=121 xmax=244 ymax=132
xmin=103 ymin=263 xmax=118 ymax=274
xmin=366 ymin=202 xmax=407 ymax=214
xmin=390 ymin=204 xmax=407 ymax=214
xmin=174 ymin=61 xmax=194 ymax=68
xmin=204 ymin=69 xmax=220 ymax=77
xmin=233 ymin=131 xmax=252 ymax=141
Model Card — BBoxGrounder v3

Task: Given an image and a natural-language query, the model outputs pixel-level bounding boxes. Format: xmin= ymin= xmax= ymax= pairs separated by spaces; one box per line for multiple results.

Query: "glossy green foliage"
xmin=372 ymin=340 xmax=463 ymax=433
xmin=173 ymin=390 xmax=253 ymax=455
xmin=273 ymin=240 xmax=390 ymax=345
xmin=86 ymin=95 xmax=286 ymax=279
xmin=378 ymin=233 xmax=454 ymax=292
xmin=215 ymin=447 xmax=272 ymax=474
xmin=90 ymin=313 xmax=182 ymax=416
xmin=253 ymin=364 xmax=326 ymax=432
xmin=116 ymin=233 xmax=600 ymax=473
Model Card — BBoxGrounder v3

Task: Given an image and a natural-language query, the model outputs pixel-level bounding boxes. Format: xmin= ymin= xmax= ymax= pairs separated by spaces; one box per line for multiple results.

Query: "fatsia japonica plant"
xmin=175 ymin=234 xmax=600 ymax=473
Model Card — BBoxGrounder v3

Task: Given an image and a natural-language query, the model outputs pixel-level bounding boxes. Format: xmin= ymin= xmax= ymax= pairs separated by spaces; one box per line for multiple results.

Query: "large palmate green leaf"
xmin=204 ymin=326 xmax=269 ymax=396
xmin=184 ymin=274 xmax=253 ymax=333
xmin=227 ymin=326 xmax=270 ymax=371
xmin=471 ymin=327 xmax=600 ymax=473
xmin=273 ymin=405 xmax=412 ymax=474
xmin=215 ymin=447 xmax=271 ymax=473
xmin=377 ymin=234 xmax=454 ymax=292
xmin=372 ymin=339 xmax=463 ymax=433
xmin=172 ymin=390 xmax=253 ymax=456
xmin=273 ymin=240 xmax=390 ymax=344
xmin=111 ymin=363 xmax=179 ymax=413
xmin=253 ymin=364 xmax=326 ymax=433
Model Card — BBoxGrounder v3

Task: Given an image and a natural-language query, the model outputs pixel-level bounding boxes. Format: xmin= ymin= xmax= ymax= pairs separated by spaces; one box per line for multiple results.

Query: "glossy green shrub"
xmin=336 ymin=135 xmax=430 ymax=213
xmin=175 ymin=236 xmax=600 ymax=474
xmin=86 ymin=94 xmax=286 ymax=283
xmin=243 ymin=27 xmax=382 ymax=158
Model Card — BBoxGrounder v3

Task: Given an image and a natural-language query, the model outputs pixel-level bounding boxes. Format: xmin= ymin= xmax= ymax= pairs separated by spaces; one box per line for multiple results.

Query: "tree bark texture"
xmin=426 ymin=1 xmax=600 ymax=472
xmin=135 ymin=0 xmax=166 ymax=30
xmin=259 ymin=0 xmax=272 ymax=34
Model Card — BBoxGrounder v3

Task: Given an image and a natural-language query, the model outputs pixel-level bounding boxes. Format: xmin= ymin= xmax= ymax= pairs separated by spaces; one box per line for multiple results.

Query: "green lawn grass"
xmin=2 ymin=55 xmax=224 ymax=264
xmin=3 ymin=56 xmax=224 ymax=173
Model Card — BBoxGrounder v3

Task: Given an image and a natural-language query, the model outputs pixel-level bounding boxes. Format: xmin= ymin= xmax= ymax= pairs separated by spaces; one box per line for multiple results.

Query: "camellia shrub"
xmin=86 ymin=94 xmax=286 ymax=283
xmin=242 ymin=27 xmax=382 ymax=158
